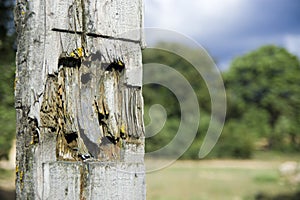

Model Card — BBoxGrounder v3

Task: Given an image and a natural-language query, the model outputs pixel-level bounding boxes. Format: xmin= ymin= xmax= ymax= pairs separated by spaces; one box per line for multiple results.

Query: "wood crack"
xmin=51 ymin=28 xmax=140 ymax=43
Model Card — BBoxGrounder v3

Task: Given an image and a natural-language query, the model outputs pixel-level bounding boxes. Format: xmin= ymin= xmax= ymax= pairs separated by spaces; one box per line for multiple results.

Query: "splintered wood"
xmin=40 ymin=54 xmax=144 ymax=161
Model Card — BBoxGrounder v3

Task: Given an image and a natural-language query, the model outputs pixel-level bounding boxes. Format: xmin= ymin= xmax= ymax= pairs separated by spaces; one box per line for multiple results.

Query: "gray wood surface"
xmin=15 ymin=0 xmax=145 ymax=199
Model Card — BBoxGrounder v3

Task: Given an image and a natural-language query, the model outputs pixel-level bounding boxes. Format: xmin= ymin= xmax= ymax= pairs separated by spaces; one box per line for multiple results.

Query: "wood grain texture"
xmin=15 ymin=0 xmax=145 ymax=199
xmin=42 ymin=161 xmax=145 ymax=200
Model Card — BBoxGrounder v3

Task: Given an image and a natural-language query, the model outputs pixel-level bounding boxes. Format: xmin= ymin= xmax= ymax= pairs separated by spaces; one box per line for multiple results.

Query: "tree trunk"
xmin=14 ymin=0 xmax=145 ymax=199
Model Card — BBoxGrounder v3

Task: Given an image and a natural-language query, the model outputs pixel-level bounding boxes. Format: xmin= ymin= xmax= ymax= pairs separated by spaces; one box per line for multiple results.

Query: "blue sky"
xmin=144 ymin=0 xmax=300 ymax=69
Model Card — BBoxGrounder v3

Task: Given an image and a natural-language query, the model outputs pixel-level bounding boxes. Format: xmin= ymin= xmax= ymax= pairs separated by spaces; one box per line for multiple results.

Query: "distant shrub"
xmin=255 ymin=190 xmax=300 ymax=200
xmin=209 ymin=120 xmax=254 ymax=159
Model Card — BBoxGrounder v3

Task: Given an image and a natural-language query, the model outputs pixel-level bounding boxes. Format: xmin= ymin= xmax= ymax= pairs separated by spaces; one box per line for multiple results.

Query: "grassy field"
xmin=146 ymin=153 xmax=300 ymax=200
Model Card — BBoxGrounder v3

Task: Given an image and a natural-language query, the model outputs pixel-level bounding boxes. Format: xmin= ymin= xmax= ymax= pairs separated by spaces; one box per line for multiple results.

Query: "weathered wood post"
xmin=14 ymin=0 xmax=145 ymax=199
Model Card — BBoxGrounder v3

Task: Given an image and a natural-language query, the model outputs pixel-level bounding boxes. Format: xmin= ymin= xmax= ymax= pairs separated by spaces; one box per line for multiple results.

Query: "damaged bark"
xmin=15 ymin=0 xmax=145 ymax=199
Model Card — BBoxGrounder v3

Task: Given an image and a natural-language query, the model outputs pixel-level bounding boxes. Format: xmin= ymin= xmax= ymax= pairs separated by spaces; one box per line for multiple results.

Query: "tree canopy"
xmin=143 ymin=44 xmax=300 ymax=159
xmin=224 ymin=45 xmax=300 ymax=151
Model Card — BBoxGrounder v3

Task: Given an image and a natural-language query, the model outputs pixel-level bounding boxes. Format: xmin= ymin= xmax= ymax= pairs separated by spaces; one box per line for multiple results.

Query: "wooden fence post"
xmin=14 ymin=0 xmax=145 ymax=199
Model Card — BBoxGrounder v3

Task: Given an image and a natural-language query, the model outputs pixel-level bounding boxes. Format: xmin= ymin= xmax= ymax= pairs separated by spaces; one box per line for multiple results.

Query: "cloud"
xmin=144 ymin=0 xmax=300 ymax=69
xmin=284 ymin=34 xmax=300 ymax=58
xmin=145 ymin=0 xmax=247 ymax=38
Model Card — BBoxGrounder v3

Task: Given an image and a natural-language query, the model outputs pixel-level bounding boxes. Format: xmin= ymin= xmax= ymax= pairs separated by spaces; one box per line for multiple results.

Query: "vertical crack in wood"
xmin=80 ymin=0 xmax=87 ymax=49
xmin=80 ymin=163 xmax=89 ymax=200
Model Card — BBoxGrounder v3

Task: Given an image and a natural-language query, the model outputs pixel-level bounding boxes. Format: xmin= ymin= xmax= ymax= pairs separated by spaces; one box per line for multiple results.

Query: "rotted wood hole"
xmin=40 ymin=51 xmax=143 ymax=162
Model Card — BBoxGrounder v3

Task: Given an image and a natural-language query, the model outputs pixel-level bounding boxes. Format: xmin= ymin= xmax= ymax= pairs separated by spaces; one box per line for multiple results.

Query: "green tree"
xmin=210 ymin=119 xmax=254 ymax=159
xmin=224 ymin=45 xmax=300 ymax=150
xmin=0 ymin=0 xmax=15 ymax=60
xmin=0 ymin=0 xmax=16 ymax=158
xmin=0 ymin=63 xmax=15 ymax=159
xmin=142 ymin=43 xmax=213 ymax=158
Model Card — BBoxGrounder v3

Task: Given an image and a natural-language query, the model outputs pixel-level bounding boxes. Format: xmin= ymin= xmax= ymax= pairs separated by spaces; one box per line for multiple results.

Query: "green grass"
xmin=253 ymin=150 xmax=300 ymax=161
xmin=0 ymin=168 xmax=14 ymax=180
xmin=0 ymin=168 xmax=15 ymax=191
xmin=146 ymin=153 xmax=300 ymax=200
xmin=253 ymin=173 xmax=278 ymax=184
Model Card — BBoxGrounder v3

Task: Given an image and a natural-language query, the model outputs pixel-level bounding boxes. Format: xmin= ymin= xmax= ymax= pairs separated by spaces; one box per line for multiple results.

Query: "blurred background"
xmin=1 ymin=0 xmax=300 ymax=199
